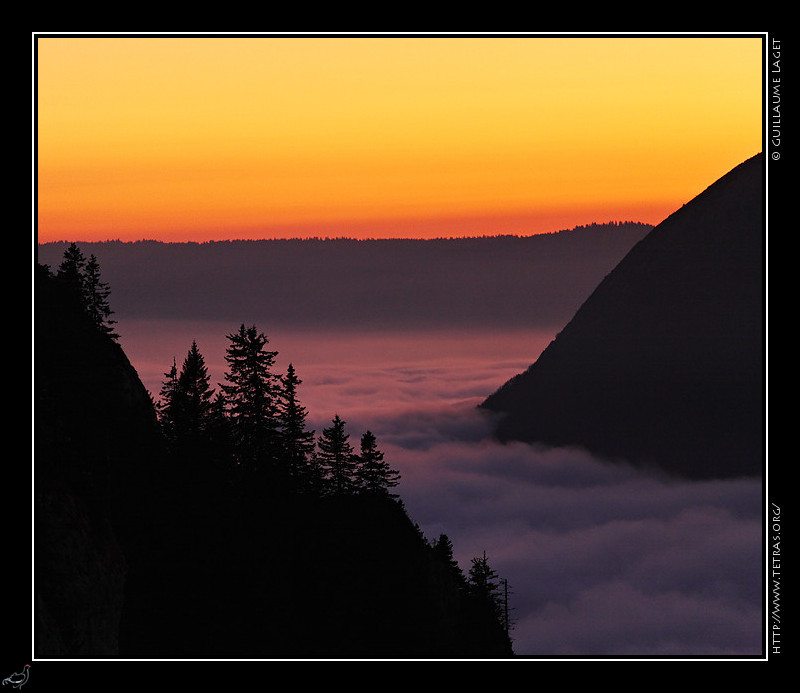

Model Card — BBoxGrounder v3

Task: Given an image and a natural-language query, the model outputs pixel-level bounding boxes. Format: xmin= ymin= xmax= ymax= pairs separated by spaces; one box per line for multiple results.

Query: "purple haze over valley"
xmin=118 ymin=318 xmax=763 ymax=657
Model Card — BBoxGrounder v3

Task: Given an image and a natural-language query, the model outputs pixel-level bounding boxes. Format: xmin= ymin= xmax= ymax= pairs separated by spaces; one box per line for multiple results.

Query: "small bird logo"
xmin=2 ymin=665 xmax=29 ymax=689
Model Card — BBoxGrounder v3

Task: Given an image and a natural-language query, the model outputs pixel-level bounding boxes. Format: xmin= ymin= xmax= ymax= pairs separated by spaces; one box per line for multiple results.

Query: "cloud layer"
xmin=122 ymin=321 xmax=764 ymax=657
xmin=386 ymin=428 xmax=762 ymax=656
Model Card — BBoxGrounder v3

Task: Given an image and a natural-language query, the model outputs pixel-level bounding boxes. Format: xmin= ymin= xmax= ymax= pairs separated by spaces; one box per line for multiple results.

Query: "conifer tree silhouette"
xmin=83 ymin=253 xmax=119 ymax=340
xmin=176 ymin=341 xmax=215 ymax=443
xmin=157 ymin=357 xmax=180 ymax=442
xmin=354 ymin=430 xmax=400 ymax=497
xmin=316 ymin=414 xmax=356 ymax=495
xmin=432 ymin=534 xmax=466 ymax=586
xmin=467 ymin=551 xmax=504 ymax=622
xmin=55 ymin=242 xmax=87 ymax=303
xmin=157 ymin=341 xmax=216 ymax=458
xmin=279 ymin=363 xmax=317 ymax=490
xmin=219 ymin=324 xmax=282 ymax=476
xmin=54 ymin=243 xmax=118 ymax=340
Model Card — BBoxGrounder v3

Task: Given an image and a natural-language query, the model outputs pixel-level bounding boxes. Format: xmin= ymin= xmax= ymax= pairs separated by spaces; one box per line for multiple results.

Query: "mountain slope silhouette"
xmin=481 ymin=154 xmax=764 ymax=479
xmin=35 ymin=265 xmax=513 ymax=658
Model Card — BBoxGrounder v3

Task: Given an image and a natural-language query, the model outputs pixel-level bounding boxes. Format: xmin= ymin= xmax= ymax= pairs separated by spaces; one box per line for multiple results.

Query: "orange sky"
xmin=35 ymin=34 xmax=764 ymax=242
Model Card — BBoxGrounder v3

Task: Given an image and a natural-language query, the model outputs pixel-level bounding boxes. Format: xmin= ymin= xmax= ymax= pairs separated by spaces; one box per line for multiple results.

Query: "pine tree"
xmin=279 ymin=363 xmax=316 ymax=491
xmin=54 ymin=244 xmax=118 ymax=340
xmin=174 ymin=340 xmax=215 ymax=444
xmin=433 ymin=534 xmax=465 ymax=583
xmin=467 ymin=551 xmax=504 ymax=621
xmin=55 ymin=242 xmax=87 ymax=302
xmin=354 ymin=430 xmax=400 ymax=497
xmin=156 ymin=342 xmax=216 ymax=456
xmin=157 ymin=357 xmax=180 ymax=442
xmin=432 ymin=533 xmax=468 ymax=594
xmin=219 ymin=324 xmax=282 ymax=475
xmin=316 ymin=414 xmax=356 ymax=495
xmin=83 ymin=254 xmax=119 ymax=340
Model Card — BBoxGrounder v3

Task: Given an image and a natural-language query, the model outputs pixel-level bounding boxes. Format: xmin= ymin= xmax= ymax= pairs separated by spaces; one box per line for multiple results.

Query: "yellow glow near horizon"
xmin=36 ymin=35 xmax=764 ymax=241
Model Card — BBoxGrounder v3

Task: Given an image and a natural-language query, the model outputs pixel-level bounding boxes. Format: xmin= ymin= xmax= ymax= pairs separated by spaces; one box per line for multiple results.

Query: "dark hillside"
xmin=35 ymin=264 xmax=165 ymax=656
xmin=35 ymin=266 xmax=512 ymax=658
xmin=481 ymin=154 xmax=764 ymax=480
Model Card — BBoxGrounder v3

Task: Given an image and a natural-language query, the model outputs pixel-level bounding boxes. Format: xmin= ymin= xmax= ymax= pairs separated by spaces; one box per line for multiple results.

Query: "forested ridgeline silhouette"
xmin=35 ymin=245 xmax=514 ymax=659
xmin=36 ymin=222 xmax=652 ymax=330
xmin=481 ymin=154 xmax=764 ymax=480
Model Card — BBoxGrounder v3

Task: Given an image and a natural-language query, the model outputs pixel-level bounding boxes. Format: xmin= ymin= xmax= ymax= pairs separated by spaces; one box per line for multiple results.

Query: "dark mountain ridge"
xmin=36 ymin=222 xmax=651 ymax=331
xmin=481 ymin=154 xmax=764 ymax=480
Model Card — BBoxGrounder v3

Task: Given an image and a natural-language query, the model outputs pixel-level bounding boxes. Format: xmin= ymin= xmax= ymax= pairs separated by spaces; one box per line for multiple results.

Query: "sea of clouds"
xmin=384 ymin=412 xmax=762 ymax=657
xmin=120 ymin=321 xmax=764 ymax=658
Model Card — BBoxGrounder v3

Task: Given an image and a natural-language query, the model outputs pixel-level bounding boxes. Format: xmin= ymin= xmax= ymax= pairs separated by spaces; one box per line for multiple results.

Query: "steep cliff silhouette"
xmin=481 ymin=154 xmax=764 ymax=480
xmin=35 ymin=265 xmax=513 ymax=659
xmin=35 ymin=263 xmax=164 ymax=656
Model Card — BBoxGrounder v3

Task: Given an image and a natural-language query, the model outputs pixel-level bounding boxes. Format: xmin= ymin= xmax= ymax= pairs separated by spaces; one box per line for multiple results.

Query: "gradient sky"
xmin=35 ymin=34 xmax=764 ymax=242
